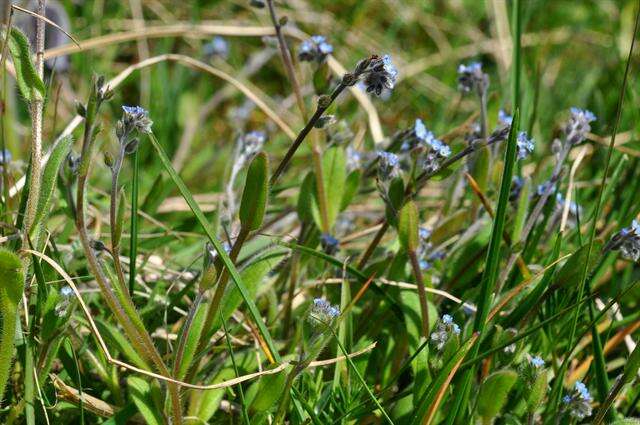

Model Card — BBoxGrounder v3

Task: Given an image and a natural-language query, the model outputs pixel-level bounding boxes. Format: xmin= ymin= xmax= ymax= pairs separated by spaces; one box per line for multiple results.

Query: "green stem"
xmin=408 ymin=249 xmax=430 ymax=337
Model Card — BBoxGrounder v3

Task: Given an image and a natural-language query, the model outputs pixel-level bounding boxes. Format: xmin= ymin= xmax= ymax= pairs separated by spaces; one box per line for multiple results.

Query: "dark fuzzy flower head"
xmin=516 ymin=131 xmax=535 ymax=160
xmin=457 ymin=62 xmax=489 ymax=94
xmin=121 ymin=105 xmax=153 ymax=135
xmin=562 ymin=381 xmax=593 ymax=420
xmin=298 ymin=35 xmax=333 ymax=62
xmin=606 ymin=220 xmax=640 ymax=262
xmin=203 ymin=36 xmax=229 ymax=59
xmin=377 ymin=151 xmax=400 ymax=181
xmin=362 ymin=55 xmax=398 ymax=96
xmin=564 ymin=107 xmax=596 ymax=145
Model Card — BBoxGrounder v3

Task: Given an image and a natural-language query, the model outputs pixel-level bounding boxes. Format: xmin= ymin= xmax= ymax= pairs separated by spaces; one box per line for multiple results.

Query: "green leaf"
xmin=477 ymin=369 xmax=518 ymax=421
xmin=94 ymin=319 xmax=150 ymax=371
xmin=553 ymin=241 xmax=603 ymax=290
xmin=313 ymin=146 xmax=346 ymax=229
xmin=249 ymin=364 xmax=291 ymax=413
xmin=33 ymin=135 xmax=74 ymax=228
xmin=7 ymin=27 xmax=46 ymax=102
xmin=340 ymin=170 xmax=361 ymax=211
xmin=398 ymin=201 xmax=419 ymax=252
xmin=297 ymin=172 xmax=315 ymax=223
xmin=525 ymin=369 xmax=548 ymax=414
xmin=385 ymin=177 xmax=405 ymax=226
xmin=0 ymin=249 xmax=24 ymax=403
xmin=127 ymin=377 xmax=163 ymax=425
xmin=410 ymin=336 xmax=476 ymax=424
xmin=239 ymin=152 xmax=269 ymax=231
xmin=148 ymin=133 xmax=280 ymax=362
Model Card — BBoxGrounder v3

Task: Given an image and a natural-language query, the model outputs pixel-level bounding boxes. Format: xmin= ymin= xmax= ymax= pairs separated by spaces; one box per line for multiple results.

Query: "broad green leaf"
xmin=94 ymin=319 xmax=150 ymax=371
xmin=239 ymin=152 xmax=269 ymax=231
xmin=0 ymin=249 xmax=24 ymax=402
xmin=297 ymin=172 xmax=316 ymax=223
xmin=148 ymin=133 xmax=280 ymax=362
xmin=312 ymin=146 xmax=346 ymax=229
xmin=33 ymin=136 xmax=74 ymax=228
xmin=398 ymin=201 xmax=419 ymax=252
xmin=477 ymin=369 xmax=518 ymax=421
xmin=127 ymin=377 xmax=163 ymax=425
xmin=340 ymin=170 xmax=361 ymax=211
xmin=7 ymin=27 xmax=46 ymax=102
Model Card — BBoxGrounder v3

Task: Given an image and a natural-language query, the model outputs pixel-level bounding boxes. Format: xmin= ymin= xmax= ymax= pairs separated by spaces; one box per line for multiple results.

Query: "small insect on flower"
xmin=298 ymin=35 xmax=333 ymax=62
xmin=605 ymin=220 xmax=640 ymax=262
xmin=564 ymin=107 xmax=596 ymax=145
xmin=516 ymin=131 xmax=535 ymax=160
xmin=121 ymin=105 xmax=153 ymax=135
xmin=376 ymin=151 xmax=400 ymax=181
xmin=562 ymin=381 xmax=593 ymax=420
xmin=457 ymin=62 xmax=489 ymax=94
xmin=430 ymin=314 xmax=461 ymax=350
xmin=309 ymin=298 xmax=340 ymax=326
xmin=362 ymin=55 xmax=398 ymax=96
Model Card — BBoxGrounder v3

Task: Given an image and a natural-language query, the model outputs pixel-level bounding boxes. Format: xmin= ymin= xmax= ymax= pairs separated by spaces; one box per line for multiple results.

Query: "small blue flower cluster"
xmin=310 ymin=298 xmax=340 ymax=326
xmin=565 ymin=107 xmax=596 ymax=145
xmin=417 ymin=227 xmax=445 ymax=270
xmin=562 ymin=381 xmax=592 ymax=420
xmin=362 ymin=55 xmax=398 ymax=96
xmin=203 ymin=36 xmax=229 ymax=60
xmin=457 ymin=62 xmax=489 ymax=94
xmin=430 ymin=314 xmax=461 ymax=350
xmin=122 ymin=106 xmax=153 ymax=134
xmin=607 ymin=220 xmax=640 ymax=262
xmin=516 ymin=131 xmax=535 ymax=160
xmin=376 ymin=151 xmax=400 ymax=182
xmin=298 ymin=35 xmax=333 ymax=62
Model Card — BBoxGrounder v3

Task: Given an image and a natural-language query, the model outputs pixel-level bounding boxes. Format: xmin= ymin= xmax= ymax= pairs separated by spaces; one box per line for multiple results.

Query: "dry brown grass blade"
xmin=50 ymin=374 xmax=116 ymax=418
xmin=40 ymin=23 xmax=384 ymax=144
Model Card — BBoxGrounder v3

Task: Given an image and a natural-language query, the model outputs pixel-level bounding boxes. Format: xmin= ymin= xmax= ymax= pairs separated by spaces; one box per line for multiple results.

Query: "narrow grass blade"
xmin=147 ymin=133 xmax=280 ymax=362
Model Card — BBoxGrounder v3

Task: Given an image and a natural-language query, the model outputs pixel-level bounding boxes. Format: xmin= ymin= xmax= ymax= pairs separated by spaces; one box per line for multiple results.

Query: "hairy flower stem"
xmin=264 ymin=0 xmax=331 ymax=231
xmin=408 ymin=249 xmax=430 ymax=336
xmin=265 ymin=0 xmax=306 ymax=119
xmin=273 ymin=365 xmax=299 ymax=425
xmin=270 ymin=82 xmax=347 ymax=186
xmin=23 ymin=0 xmax=46 ymax=246
xmin=75 ymin=83 xmax=182 ymax=425
xmin=109 ymin=147 xmax=130 ymax=296
xmin=196 ymin=226 xmax=250 ymax=357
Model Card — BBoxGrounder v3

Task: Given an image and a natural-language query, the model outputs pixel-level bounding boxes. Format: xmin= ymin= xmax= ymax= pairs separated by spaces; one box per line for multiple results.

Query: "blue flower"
xmin=606 ymin=220 xmax=640 ymax=262
xmin=431 ymin=314 xmax=461 ymax=350
xmin=363 ymin=55 xmax=398 ymax=96
xmin=565 ymin=107 xmax=596 ymax=144
xmin=516 ymin=131 xmax=535 ymax=160
xmin=298 ymin=35 xmax=333 ymax=62
xmin=121 ymin=105 xmax=153 ymax=134
xmin=530 ymin=356 xmax=545 ymax=368
xmin=310 ymin=298 xmax=340 ymax=325
xmin=457 ymin=62 xmax=488 ymax=93
xmin=377 ymin=151 xmax=400 ymax=181
xmin=203 ymin=36 xmax=229 ymax=59
xmin=498 ymin=109 xmax=513 ymax=126
xmin=563 ymin=381 xmax=593 ymax=419
xmin=0 ymin=149 xmax=11 ymax=165
xmin=320 ymin=233 xmax=340 ymax=255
